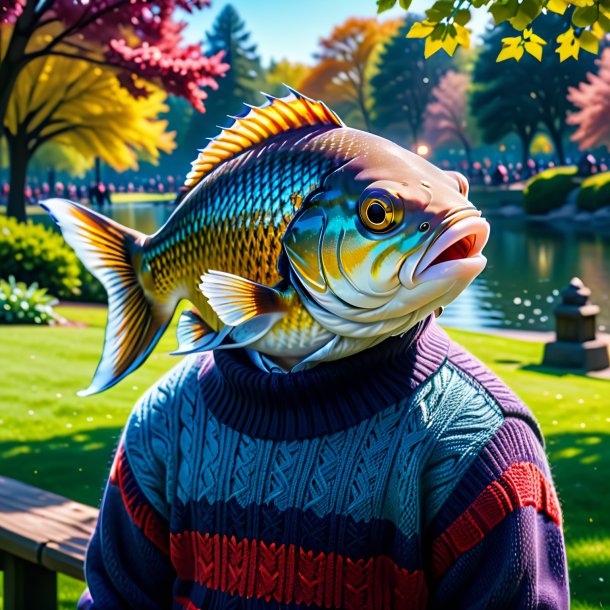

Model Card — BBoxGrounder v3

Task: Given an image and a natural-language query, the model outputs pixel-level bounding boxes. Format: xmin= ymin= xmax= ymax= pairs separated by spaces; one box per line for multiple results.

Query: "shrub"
xmin=0 ymin=216 xmax=106 ymax=302
xmin=0 ymin=215 xmax=81 ymax=299
xmin=0 ymin=276 xmax=59 ymax=325
xmin=576 ymin=172 xmax=610 ymax=212
xmin=523 ymin=166 xmax=581 ymax=215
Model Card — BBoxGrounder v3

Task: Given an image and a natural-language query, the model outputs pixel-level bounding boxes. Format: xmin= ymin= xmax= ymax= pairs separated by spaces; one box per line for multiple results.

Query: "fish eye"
xmin=360 ymin=197 xmax=394 ymax=232
xmin=419 ymin=221 xmax=430 ymax=233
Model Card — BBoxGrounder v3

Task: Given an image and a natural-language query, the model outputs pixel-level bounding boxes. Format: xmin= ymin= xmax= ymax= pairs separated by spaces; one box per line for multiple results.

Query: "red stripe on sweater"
xmin=110 ymin=443 xmax=169 ymax=555
xmin=170 ymin=532 xmax=427 ymax=610
xmin=431 ymin=461 xmax=561 ymax=577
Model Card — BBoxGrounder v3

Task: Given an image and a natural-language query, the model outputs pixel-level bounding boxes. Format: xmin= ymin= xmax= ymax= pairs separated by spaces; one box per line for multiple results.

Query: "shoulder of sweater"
xmin=121 ymin=354 xmax=207 ymax=514
xmin=443 ymin=338 xmax=543 ymax=443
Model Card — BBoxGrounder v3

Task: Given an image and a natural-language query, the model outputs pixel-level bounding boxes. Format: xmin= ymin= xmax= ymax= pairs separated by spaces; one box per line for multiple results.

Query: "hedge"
xmin=576 ymin=172 xmax=610 ymax=212
xmin=523 ymin=166 xmax=581 ymax=215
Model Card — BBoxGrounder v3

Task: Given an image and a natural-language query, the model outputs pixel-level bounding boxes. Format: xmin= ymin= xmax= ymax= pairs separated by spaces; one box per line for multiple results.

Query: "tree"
xmin=424 ymin=71 xmax=477 ymax=166
xmin=472 ymin=15 xmax=596 ymax=164
xmin=183 ymin=4 xmax=263 ymax=157
xmin=376 ymin=0 xmax=609 ymax=62
xmin=298 ymin=18 xmax=398 ymax=131
xmin=0 ymin=1 xmax=228 ymax=143
xmin=371 ymin=17 xmax=452 ymax=147
xmin=3 ymin=37 xmax=175 ymax=220
xmin=471 ymin=25 xmax=539 ymax=164
xmin=567 ymin=49 xmax=610 ymax=150
xmin=266 ymin=59 xmax=310 ymax=97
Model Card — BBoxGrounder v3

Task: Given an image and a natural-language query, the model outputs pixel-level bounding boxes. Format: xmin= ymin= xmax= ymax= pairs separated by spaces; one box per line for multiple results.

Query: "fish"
xmin=41 ymin=88 xmax=489 ymax=396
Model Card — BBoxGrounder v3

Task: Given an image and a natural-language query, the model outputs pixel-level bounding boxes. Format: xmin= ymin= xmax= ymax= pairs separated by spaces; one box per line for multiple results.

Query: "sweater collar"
xmin=197 ymin=317 xmax=450 ymax=440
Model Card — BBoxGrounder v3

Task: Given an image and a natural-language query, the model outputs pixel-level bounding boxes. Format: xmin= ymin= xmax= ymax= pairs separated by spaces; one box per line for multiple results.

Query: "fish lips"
xmin=398 ymin=215 xmax=490 ymax=289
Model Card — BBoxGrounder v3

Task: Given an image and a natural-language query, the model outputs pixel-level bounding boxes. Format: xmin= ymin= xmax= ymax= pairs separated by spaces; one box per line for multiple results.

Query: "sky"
xmin=181 ymin=0 xmax=492 ymax=66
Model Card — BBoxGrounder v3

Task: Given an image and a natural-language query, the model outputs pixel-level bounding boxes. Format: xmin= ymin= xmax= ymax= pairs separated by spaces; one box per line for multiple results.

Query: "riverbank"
xmin=0 ymin=305 xmax=608 ymax=608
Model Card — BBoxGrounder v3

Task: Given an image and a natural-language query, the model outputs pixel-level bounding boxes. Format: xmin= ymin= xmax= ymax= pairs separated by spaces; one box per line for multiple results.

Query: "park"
xmin=1 ymin=0 xmax=610 ymax=609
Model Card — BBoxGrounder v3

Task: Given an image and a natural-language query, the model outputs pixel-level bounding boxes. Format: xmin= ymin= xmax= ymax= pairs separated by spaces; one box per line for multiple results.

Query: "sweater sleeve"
xmin=77 ymin=357 xmax=197 ymax=610
xmin=77 ymin=441 xmax=174 ymax=610
xmin=424 ymin=416 xmax=569 ymax=610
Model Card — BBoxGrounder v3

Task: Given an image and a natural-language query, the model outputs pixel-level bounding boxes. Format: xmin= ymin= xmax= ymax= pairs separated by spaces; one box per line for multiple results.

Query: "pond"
xmin=55 ymin=201 xmax=610 ymax=334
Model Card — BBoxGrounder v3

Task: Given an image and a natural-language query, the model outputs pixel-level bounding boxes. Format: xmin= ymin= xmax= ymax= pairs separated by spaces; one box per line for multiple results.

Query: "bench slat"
xmin=0 ymin=476 xmax=98 ymax=579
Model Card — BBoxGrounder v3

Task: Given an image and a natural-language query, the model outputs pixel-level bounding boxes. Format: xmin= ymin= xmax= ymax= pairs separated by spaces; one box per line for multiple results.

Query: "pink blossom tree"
xmin=424 ymin=70 xmax=477 ymax=168
xmin=567 ymin=48 xmax=610 ymax=150
xmin=0 ymin=0 xmax=229 ymax=143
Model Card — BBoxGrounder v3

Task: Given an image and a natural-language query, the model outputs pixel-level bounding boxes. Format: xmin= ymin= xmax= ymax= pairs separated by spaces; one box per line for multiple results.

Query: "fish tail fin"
xmin=41 ymin=198 xmax=172 ymax=396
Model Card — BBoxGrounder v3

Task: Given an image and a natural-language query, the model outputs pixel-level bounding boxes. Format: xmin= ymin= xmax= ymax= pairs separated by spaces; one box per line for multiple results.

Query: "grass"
xmin=109 ymin=192 xmax=176 ymax=204
xmin=0 ymin=307 xmax=608 ymax=608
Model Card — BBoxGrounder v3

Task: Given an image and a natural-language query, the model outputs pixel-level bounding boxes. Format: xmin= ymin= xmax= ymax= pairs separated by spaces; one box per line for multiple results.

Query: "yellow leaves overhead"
xmin=383 ymin=0 xmax=609 ymax=62
xmin=498 ymin=28 xmax=546 ymax=62
xmin=2 ymin=24 xmax=175 ymax=172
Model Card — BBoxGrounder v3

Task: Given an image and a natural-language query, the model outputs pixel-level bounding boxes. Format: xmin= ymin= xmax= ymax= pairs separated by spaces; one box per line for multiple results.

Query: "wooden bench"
xmin=0 ymin=476 xmax=98 ymax=610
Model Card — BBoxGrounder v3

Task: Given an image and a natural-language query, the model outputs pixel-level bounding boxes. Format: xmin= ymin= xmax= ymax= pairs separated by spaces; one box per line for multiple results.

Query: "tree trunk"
xmin=550 ymin=128 xmax=565 ymax=165
xmin=6 ymin=133 xmax=29 ymax=222
xmin=520 ymin=132 xmax=533 ymax=166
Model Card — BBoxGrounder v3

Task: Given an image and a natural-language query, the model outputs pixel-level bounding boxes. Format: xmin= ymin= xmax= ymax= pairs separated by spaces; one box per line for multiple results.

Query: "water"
xmin=53 ymin=202 xmax=610 ymax=334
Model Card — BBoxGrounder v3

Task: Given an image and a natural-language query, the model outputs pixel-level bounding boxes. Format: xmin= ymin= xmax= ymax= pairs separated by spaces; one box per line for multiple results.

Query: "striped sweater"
xmin=78 ymin=318 xmax=569 ymax=609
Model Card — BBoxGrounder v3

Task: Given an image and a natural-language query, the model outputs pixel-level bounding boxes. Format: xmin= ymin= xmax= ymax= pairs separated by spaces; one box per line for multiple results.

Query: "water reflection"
xmin=41 ymin=202 xmax=610 ymax=333
xmin=442 ymin=215 xmax=610 ymax=332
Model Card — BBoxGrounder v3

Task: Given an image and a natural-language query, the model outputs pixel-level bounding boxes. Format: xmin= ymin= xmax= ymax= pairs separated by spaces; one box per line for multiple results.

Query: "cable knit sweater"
xmin=78 ymin=318 xmax=569 ymax=610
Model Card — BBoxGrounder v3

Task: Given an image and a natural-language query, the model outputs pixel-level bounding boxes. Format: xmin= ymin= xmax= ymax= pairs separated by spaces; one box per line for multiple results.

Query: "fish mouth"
xmin=399 ymin=211 xmax=490 ymax=288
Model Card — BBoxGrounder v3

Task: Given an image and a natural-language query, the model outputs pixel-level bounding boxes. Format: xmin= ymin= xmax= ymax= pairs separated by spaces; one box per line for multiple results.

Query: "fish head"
xmin=283 ymin=130 xmax=490 ymax=334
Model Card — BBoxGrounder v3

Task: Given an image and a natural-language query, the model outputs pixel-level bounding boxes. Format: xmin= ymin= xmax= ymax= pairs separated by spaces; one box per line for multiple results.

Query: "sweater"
xmin=78 ymin=317 xmax=569 ymax=610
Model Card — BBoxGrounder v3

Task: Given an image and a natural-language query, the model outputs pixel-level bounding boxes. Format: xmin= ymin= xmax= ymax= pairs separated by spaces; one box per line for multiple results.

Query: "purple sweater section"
xmin=78 ymin=317 xmax=569 ymax=610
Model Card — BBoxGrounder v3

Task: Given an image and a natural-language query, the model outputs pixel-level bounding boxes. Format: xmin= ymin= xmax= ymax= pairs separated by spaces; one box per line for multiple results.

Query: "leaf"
xmin=556 ymin=28 xmax=580 ymax=61
xmin=407 ymin=20 xmax=436 ymax=38
xmin=425 ymin=0 xmax=455 ymax=21
xmin=490 ymin=0 xmax=518 ymax=24
xmin=524 ymin=40 xmax=544 ymax=60
xmin=399 ymin=0 xmax=413 ymax=8
xmin=572 ymin=5 xmax=599 ymax=27
xmin=442 ymin=32 xmax=460 ymax=55
xmin=376 ymin=0 xmax=397 ymax=12
xmin=546 ymin=0 xmax=569 ymax=14
xmin=510 ymin=0 xmax=542 ymax=30
xmin=578 ymin=30 xmax=600 ymax=54
xmin=497 ymin=39 xmax=524 ymax=61
xmin=455 ymin=8 xmax=472 ymax=25
xmin=454 ymin=23 xmax=471 ymax=48
xmin=424 ymin=35 xmax=444 ymax=57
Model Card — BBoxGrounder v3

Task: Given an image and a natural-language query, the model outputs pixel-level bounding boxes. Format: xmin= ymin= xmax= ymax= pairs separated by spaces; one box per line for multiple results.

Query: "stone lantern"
xmin=543 ymin=277 xmax=610 ymax=371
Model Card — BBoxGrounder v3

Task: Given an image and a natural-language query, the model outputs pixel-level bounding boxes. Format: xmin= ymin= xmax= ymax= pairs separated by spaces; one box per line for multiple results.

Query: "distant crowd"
xmin=0 ymin=174 xmax=183 ymax=207
xmin=1 ymin=155 xmax=608 ymax=207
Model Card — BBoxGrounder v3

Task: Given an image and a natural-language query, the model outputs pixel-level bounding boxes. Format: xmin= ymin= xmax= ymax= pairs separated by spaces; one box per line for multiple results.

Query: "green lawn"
xmin=0 ymin=306 xmax=608 ymax=609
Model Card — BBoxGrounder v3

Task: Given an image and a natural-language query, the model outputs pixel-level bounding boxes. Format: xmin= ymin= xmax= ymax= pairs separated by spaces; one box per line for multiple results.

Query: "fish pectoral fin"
xmin=199 ymin=270 xmax=287 ymax=327
xmin=173 ymin=309 xmax=231 ymax=355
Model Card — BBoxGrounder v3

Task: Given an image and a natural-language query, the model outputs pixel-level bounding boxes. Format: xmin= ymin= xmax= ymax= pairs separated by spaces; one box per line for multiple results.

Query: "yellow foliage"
xmin=388 ymin=0 xmax=608 ymax=62
xmin=1 ymin=23 xmax=175 ymax=172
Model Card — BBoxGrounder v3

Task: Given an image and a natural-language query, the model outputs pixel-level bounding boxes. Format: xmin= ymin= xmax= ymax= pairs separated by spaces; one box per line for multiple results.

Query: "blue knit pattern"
xmin=124 ymin=356 xmax=504 ymax=544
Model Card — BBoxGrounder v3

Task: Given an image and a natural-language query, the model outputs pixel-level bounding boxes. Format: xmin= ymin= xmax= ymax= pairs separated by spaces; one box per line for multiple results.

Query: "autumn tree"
xmin=371 ymin=16 xmax=452 ymax=147
xmin=3 ymin=42 xmax=175 ymax=220
xmin=567 ymin=48 xmax=610 ymax=150
xmin=471 ymin=25 xmax=538 ymax=164
xmin=299 ymin=17 xmax=398 ymax=131
xmin=266 ymin=59 xmax=310 ymax=97
xmin=377 ymin=0 xmax=609 ymax=62
xmin=0 ymin=1 xmax=227 ymax=142
xmin=424 ymin=71 xmax=477 ymax=166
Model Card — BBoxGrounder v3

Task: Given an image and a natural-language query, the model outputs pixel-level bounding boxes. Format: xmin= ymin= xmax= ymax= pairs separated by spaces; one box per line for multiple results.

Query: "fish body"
xmin=42 ymin=90 xmax=489 ymax=395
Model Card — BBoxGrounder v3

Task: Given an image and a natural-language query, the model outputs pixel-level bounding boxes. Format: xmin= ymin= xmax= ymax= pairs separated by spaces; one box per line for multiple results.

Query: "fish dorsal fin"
xmin=184 ymin=88 xmax=344 ymax=189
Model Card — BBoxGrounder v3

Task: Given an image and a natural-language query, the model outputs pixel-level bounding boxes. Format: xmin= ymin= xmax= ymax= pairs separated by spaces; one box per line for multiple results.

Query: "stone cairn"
xmin=543 ymin=277 xmax=610 ymax=371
